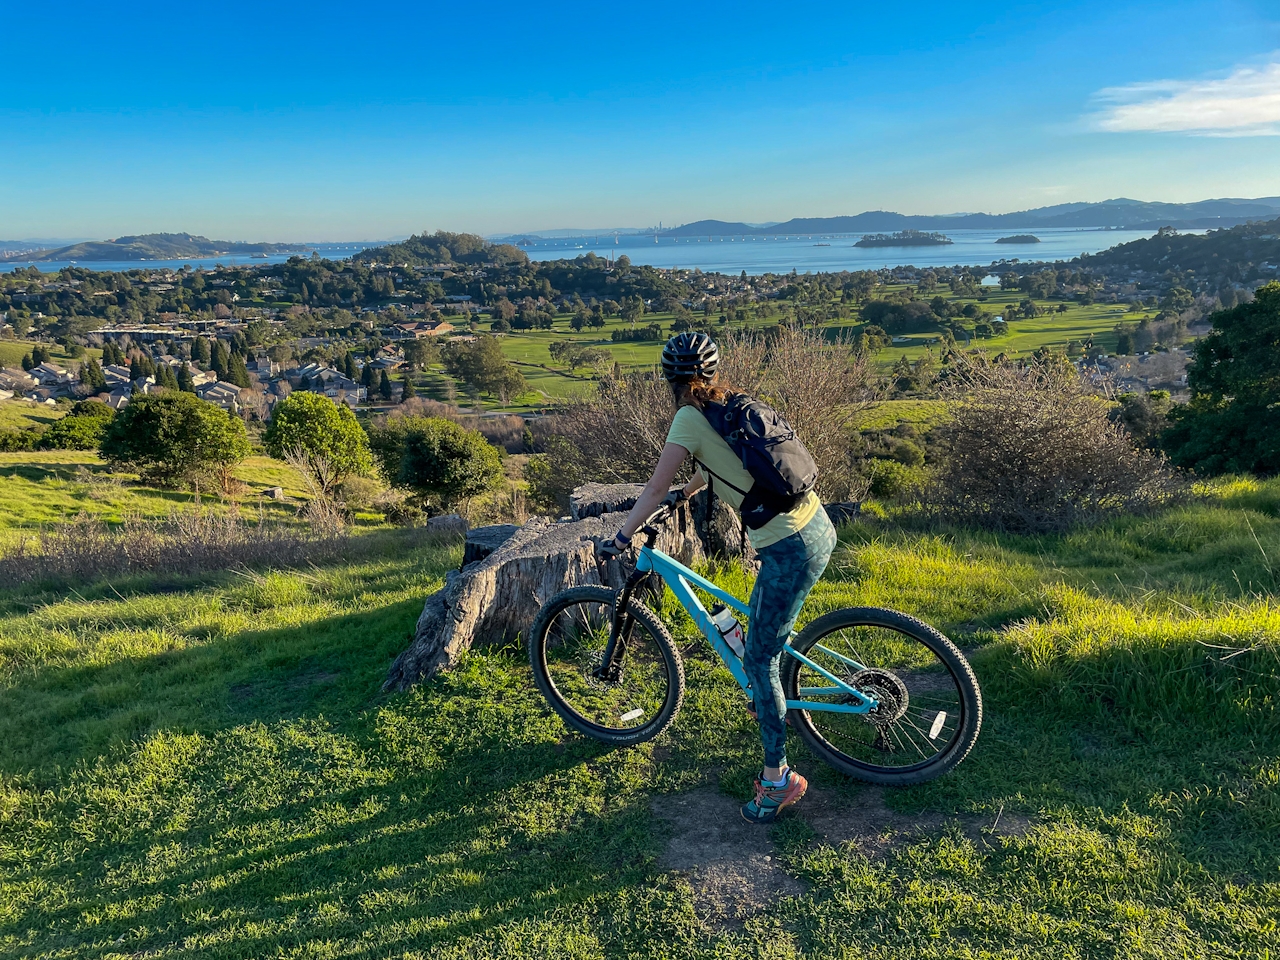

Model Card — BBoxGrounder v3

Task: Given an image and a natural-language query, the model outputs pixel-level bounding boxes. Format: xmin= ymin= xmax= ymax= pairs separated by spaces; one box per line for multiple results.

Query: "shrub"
xmin=523 ymin=436 xmax=587 ymax=514
xmin=526 ymin=324 xmax=878 ymax=504
xmin=931 ymin=357 xmax=1181 ymax=532
xmin=0 ymin=428 xmax=43 ymax=451
xmin=368 ymin=416 xmax=502 ymax=509
xmin=39 ymin=400 xmax=115 ymax=450
xmin=100 ymin=392 xmax=251 ymax=490
xmin=263 ymin=392 xmax=372 ymax=495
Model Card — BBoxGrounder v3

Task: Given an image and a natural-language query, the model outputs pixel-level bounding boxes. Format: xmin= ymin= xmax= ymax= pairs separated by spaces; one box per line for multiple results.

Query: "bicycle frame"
xmin=630 ymin=545 xmax=878 ymax=715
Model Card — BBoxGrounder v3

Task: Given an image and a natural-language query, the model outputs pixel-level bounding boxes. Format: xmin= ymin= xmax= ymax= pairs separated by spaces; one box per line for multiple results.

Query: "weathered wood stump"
xmin=382 ymin=484 xmax=704 ymax=690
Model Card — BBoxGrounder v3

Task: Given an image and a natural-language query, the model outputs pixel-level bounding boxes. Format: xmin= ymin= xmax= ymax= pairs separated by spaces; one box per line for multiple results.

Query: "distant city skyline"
xmin=2 ymin=0 xmax=1278 ymax=241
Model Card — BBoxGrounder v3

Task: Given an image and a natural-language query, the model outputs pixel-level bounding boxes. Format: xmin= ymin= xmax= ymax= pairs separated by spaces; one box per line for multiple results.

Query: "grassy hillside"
xmin=0 ymin=453 xmax=310 ymax=545
xmin=0 ymin=481 xmax=1277 ymax=957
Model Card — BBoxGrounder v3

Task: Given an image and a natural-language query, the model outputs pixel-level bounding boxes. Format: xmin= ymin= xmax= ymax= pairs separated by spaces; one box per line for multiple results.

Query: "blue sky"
xmin=2 ymin=0 xmax=1278 ymax=240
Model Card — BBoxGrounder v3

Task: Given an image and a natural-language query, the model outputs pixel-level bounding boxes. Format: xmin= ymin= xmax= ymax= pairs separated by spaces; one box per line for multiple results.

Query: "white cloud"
xmin=1093 ymin=58 xmax=1280 ymax=136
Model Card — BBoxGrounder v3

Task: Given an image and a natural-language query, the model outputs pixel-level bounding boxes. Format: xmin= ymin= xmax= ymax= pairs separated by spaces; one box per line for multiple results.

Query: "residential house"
xmin=0 ymin=368 xmax=38 ymax=394
xmin=393 ymin=319 xmax=454 ymax=338
xmin=246 ymin=356 xmax=279 ymax=378
xmin=29 ymin=362 xmax=73 ymax=387
xmin=198 ymin=381 xmax=242 ymax=413
xmin=104 ymin=388 xmax=132 ymax=410
xmin=103 ymin=364 xmax=134 ymax=386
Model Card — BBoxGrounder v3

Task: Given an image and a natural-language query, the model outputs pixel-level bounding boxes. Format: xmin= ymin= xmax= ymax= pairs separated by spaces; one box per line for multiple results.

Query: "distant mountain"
xmin=659 ymin=198 xmax=1280 ymax=237
xmin=29 ymin=233 xmax=306 ymax=261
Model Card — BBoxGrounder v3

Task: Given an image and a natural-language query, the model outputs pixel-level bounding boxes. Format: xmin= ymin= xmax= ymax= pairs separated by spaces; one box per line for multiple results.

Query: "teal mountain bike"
xmin=529 ymin=506 xmax=982 ymax=785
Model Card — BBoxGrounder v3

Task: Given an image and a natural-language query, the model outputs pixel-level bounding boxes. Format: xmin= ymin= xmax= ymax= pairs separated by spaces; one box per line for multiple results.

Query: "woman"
xmin=601 ymin=332 xmax=837 ymax=824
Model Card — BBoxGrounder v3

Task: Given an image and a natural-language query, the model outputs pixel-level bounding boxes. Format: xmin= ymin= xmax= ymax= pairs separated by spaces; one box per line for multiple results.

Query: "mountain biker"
xmin=600 ymin=332 xmax=837 ymax=823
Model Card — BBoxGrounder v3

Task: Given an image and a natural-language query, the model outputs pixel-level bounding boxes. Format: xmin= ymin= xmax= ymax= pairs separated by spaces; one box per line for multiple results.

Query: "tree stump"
xmin=382 ymin=484 xmax=704 ymax=690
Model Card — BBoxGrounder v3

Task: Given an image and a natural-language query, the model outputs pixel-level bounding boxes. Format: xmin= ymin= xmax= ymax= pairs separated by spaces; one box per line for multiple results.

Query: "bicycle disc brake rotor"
xmin=849 ymin=668 xmax=910 ymax=724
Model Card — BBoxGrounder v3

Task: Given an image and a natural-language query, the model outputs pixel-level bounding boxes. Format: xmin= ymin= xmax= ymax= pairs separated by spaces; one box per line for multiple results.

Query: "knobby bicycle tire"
xmin=529 ymin=585 xmax=685 ymax=746
xmin=781 ymin=606 xmax=982 ymax=785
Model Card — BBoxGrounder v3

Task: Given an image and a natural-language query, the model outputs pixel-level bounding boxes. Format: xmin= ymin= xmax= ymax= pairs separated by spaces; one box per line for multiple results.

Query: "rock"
xmin=383 ymin=485 xmax=704 ymax=690
xmin=427 ymin=513 xmax=469 ymax=536
xmin=824 ymin=501 xmax=862 ymax=526
xmin=461 ymin=523 xmax=519 ymax=567
xmin=267 ymin=486 xmax=285 ymax=501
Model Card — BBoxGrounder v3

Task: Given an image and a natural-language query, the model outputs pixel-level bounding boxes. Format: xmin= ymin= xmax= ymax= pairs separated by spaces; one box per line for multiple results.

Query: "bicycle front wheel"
xmin=529 ymin=585 xmax=684 ymax=746
xmin=781 ymin=607 xmax=982 ymax=785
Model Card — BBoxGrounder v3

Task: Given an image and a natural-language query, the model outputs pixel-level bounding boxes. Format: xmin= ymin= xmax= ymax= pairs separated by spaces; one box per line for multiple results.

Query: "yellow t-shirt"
xmin=666 ymin=404 xmax=822 ymax=550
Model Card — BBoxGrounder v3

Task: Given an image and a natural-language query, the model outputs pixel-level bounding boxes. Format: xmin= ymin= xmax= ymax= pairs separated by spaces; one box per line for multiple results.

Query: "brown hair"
xmin=672 ymin=374 xmax=737 ymax=410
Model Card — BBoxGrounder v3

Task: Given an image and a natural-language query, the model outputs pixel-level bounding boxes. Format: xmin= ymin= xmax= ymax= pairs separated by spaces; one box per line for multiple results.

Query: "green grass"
xmin=0 ymin=452 xmax=310 ymax=545
xmin=0 ymin=482 xmax=1278 ymax=957
xmin=0 ymin=341 xmax=100 ymax=370
xmin=852 ymin=399 xmax=951 ymax=430
xmin=0 ymin=401 xmax=66 ymax=432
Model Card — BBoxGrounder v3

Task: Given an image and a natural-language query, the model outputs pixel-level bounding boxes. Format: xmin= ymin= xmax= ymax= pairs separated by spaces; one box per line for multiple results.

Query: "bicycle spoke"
xmin=792 ymin=621 xmax=967 ymax=771
xmin=541 ymin=596 xmax=673 ymax=733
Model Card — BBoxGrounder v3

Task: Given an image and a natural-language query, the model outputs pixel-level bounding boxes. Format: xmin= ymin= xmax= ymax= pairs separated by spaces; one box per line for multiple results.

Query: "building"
xmin=198 ymin=381 xmax=242 ymax=413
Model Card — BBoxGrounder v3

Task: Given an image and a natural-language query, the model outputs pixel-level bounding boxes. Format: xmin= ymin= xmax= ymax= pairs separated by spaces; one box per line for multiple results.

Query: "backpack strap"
xmin=692 ymin=456 xmax=748 ymax=499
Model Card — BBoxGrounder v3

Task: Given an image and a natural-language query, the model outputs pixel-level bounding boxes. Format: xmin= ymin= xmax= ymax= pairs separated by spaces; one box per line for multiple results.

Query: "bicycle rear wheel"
xmin=781 ymin=607 xmax=981 ymax=785
xmin=529 ymin=585 xmax=684 ymax=746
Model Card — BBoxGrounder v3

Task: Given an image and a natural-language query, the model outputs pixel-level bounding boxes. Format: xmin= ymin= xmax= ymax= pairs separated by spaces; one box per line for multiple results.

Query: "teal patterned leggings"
xmin=744 ymin=509 xmax=838 ymax=768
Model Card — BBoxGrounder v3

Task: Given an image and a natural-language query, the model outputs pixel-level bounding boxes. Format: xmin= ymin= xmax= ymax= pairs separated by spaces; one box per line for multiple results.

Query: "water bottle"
xmin=710 ymin=605 xmax=746 ymax=659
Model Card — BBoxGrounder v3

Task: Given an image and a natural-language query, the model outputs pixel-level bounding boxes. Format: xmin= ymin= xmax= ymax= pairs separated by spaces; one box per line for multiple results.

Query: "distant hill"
xmin=996 ymin=235 xmax=1041 ymax=244
xmin=1076 ymin=218 xmax=1280 ymax=280
xmin=30 ymin=233 xmax=305 ymax=261
xmin=659 ymin=197 xmax=1280 ymax=237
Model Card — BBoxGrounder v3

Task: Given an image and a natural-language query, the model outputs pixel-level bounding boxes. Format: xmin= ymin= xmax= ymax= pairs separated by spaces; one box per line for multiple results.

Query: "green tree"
xmin=368 ymin=416 xmax=501 ymax=509
xmin=177 ymin=362 xmax=195 ymax=393
xmin=80 ymin=358 xmax=107 ymax=392
xmin=442 ymin=336 xmax=526 ymax=401
xmin=262 ymin=392 xmax=373 ymax=493
xmin=212 ymin=341 xmax=231 ymax=380
xmin=100 ymin=392 xmax=250 ymax=489
xmin=361 ymin=362 xmax=375 ymax=389
xmin=379 ymin=369 xmax=393 ymax=401
xmin=193 ymin=337 xmax=212 ymax=366
xmin=401 ymin=373 xmax=417 ymax=402
xmin=227 ymin=352 xmax=251 ymax=388
xmin=156 ymin=363 xmax=180 ymax=390
xmin=1163 ymin=281 xmax=1280 ymax=475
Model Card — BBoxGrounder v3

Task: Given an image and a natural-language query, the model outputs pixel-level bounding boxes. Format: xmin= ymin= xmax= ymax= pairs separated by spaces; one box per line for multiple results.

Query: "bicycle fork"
xmin=593 ymin=567 xmax=647 ymax=682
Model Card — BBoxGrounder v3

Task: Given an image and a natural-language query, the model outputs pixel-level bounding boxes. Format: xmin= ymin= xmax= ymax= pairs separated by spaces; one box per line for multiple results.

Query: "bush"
xmin=523 ymin=436 xmax=587 ymax=514
xmin=527 ymin=324 xmax=878 ymax=503
xmin=865 ymin=459 xmax=922 ymax=500
xmin=39 ymin=400 xmax=116 ymax=450
xmin=263 ymin=392 xmax=372 ymax=494
xmin=0 ymin=428 xmax=43 ymax=451
xmin=368 ymin=416 xmax=503 ymax=509
xmin=100 ymin=392 xmax=251 ymax=490
xmin=931 ymin=357 xmax=1181 ymax=532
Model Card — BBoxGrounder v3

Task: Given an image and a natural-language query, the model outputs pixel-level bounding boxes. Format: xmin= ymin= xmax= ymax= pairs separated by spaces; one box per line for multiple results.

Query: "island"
xmin=996 ymin=235 xmax=1041 ymax=244
xmin=855 ymin=230 xmax=953 ymax=248
xmin=31 ymin=233 xmax=306 ymax=262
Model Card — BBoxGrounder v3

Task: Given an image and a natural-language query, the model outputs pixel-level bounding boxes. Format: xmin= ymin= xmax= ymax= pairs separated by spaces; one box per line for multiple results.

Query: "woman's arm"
xmin=613 ymin=442 xmax=693 ymax=543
